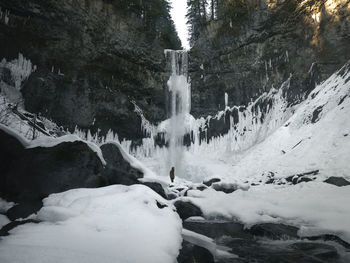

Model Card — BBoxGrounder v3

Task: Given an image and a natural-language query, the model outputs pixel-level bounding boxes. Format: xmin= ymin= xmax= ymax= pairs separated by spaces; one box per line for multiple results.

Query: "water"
xmin=164 ymin=50 xmax=191 ymax=179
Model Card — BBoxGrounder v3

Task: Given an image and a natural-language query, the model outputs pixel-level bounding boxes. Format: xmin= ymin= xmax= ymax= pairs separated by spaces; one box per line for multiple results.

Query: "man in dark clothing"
xmin=170 ymin=167 xmax=175 ymax=183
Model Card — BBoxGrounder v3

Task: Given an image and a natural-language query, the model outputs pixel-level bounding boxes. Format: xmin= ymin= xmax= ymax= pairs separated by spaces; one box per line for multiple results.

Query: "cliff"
xmin=189 ymin=0 xmax=350 ymax=117
xmin=0 ymin=0 xmax=181 ymax=141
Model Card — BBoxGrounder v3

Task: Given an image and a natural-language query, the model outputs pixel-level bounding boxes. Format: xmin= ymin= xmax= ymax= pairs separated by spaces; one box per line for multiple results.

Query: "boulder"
xmin=203 ymin=178 xmax=221 ymax=187
xmin=177 ymin=240 xmax=215 ymax=263
xmin=174 ymin=201 xmax=203 ymax=221
xmin=100 ymin=143 xmax=143 ymax=186
xmin=0 ymin=129 xmax=104 ymax=202
xmin=324 ymin=177 xmax=350 ymax=187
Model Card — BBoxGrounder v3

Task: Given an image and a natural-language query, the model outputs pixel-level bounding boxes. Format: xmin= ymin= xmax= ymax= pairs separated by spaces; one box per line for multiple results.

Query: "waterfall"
xmin=164 ymin=50 xmax=191 ymax=179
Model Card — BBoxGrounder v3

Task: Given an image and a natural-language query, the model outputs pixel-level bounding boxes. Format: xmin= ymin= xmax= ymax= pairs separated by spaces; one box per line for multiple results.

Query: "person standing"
xmin=170 ymin=167 xmax=175 ymax=183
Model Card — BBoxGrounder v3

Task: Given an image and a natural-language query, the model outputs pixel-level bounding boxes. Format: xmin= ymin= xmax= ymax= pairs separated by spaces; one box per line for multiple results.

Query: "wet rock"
xmin=183 ymin=220 xmax=343 ymax=263
xmin=249 ymin=223 xmax=299 ymax=240
xmin=288 ymin=242 xmax=338 ymax=260
xmin=324 ymin=177 xmax=350 ymax=187
xmin=203 ymin=178 xmax=221 ymax=187
xmin=174 ymin=201 xmax=203 ymax=221
xmin=177 ymin=240 xmax=215 ymax=263
xmin=184 ymin=220 xmax=250 ymax=240
xmin=100 ymin=143 xmax=143 ymax=186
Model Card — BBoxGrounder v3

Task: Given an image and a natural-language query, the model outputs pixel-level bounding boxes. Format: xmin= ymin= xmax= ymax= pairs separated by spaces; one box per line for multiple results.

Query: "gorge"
xmin=1 ymin=0 xmax=350 ymax=263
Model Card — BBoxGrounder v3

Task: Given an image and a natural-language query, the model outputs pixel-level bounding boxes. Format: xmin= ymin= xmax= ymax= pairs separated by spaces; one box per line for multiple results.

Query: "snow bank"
xmin=0 ymin=185 xmax=182 ymax=263
xmin=185 ymin=183 xmax=350 ymax=243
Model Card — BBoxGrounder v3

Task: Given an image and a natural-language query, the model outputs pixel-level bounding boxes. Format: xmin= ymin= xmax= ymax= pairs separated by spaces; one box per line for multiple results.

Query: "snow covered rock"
xmin=0 ymin=185 xmax=183 ymax=263
xmin=100 ymin=142 xmax=143 ymax=186
xmin=174 ymin=200 xmax=203 ymax=221
xmin=0 ymin=128 xmax=104 ymax=202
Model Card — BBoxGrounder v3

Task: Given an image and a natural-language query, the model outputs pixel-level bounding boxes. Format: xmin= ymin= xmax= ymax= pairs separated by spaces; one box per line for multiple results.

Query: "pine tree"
xmin=186 ymin=0 xmax=208 ymax=46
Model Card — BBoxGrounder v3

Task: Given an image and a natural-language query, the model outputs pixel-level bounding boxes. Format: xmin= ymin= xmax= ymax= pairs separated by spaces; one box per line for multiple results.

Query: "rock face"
xmin=0 ymin=129 xmax=104 ymax=202
xmin=100 ymin=142 xmax=143 ymax=186
xmin=0 ymin=0 xmax=181 ymax=140
xmin=189 ymin=0 xmax=350 ymax=118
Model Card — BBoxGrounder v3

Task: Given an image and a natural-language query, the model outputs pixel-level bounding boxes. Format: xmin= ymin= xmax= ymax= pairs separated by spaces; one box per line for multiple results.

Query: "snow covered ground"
xmin=0 ymin=185 xmax=182 ymax=263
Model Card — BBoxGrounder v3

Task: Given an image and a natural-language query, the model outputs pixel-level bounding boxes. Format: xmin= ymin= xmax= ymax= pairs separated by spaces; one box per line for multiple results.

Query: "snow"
xmin=0 ymin=185 xmax=183 ymax=263
xmin=0 ymin=198 xmax=15 ymax=213
xmin=184 ymin=183 xmax=350 ymax=243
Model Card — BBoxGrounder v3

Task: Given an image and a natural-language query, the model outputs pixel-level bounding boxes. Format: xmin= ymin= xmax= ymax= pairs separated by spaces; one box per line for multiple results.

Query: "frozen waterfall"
xmin=165 ymin=50 xmax=191 ymax=179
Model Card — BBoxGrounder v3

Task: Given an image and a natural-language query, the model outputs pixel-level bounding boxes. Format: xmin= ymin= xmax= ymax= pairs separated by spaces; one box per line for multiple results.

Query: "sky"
xmin=169 ymin=0 xmax=190 ymax=50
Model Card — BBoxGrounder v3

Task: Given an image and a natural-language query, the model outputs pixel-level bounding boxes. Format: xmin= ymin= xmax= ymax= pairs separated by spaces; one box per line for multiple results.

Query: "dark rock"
xmin=156 ymin=200 xmax=167 ymax=209
xmin=0 ymin=67 xmax=14 ymax=86
xmin=298 ymin=177 xmax=313 ymax=183
xmin=0 ymin=219 xmax=40 ymax=237
xmin=177 ymin=240 xmax=215 ymax=263
xmin=203 ymin=178 xmax=221 ymax=187
xmin=311 ymin=106 xmax=324 ymax=123
xmin=167 ymin=193 xmax=178 ymax=200
xmin=0 ymin=129 xmax=25 ymax=181
xmin=249 ymin=223 xmax=299 ymax=240
xmin=184 ymin=220 xmax=251 ymax=240
xmin=196 ymin=186 xmax=207 ymax=191
xmin=174 ymin=201 xmax=203 ymax=221
xmin=286 ymin=170 xmax=319 ymax=185
xmin=0 ymin=128 xmax=104 ymax=202
xmin=6 ymin=200 xmax=43 ymax=221
xmin=288 ymin=242 xmax=338 ymax=260
xmin=142 ymin=182 xmax=167 ymax=199
xmin=100 ymin=143 xmax=143 ymax=186
xmin=211 ymin=183 xmax=237 ymax=194
xmin=324 ymin=177 xmax=350 ymax=187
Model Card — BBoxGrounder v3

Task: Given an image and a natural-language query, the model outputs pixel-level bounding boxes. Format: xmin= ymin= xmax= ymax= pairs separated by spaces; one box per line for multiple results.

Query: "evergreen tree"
xmin=186 ymin=0 xmax=208 ymax=46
